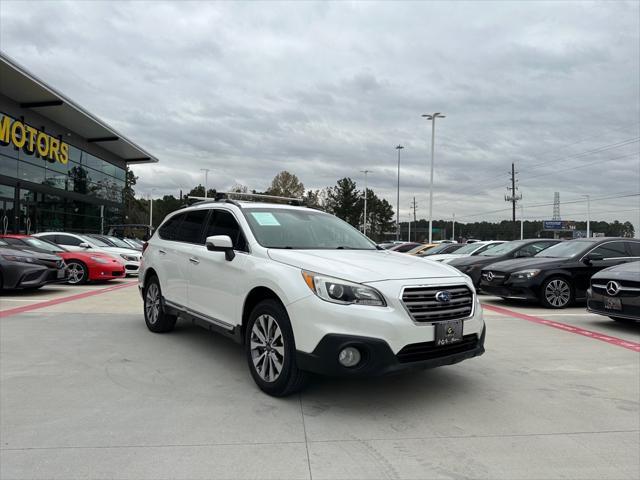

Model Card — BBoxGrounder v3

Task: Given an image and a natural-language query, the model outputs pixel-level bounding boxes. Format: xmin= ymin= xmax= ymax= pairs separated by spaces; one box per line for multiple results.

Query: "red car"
xmin=0 ymin=234 xmax=125 ymax=285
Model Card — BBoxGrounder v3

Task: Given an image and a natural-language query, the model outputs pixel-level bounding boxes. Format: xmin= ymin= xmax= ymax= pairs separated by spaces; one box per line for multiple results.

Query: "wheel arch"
xmin=142 ymin=267 xmax=158 ymax=289
xmin=241 ymin=286 xmax=286 ymax=344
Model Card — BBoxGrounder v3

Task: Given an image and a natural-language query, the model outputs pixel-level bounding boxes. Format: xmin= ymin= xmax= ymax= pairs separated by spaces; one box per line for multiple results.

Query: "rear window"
xmin=175 ymin=210 xmax=209 ymax=244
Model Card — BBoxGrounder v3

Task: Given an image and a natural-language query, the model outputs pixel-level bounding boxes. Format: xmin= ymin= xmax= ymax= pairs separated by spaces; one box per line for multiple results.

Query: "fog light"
xmin=338 ymin=347 xmax=361 ymax=367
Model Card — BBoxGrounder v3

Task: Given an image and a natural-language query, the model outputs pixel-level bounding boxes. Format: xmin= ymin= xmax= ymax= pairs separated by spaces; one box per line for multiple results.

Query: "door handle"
xmin=158 ymin=249 xmax=167 ymax=255
xmin=189 ymin=257 xmax=200 ymax=264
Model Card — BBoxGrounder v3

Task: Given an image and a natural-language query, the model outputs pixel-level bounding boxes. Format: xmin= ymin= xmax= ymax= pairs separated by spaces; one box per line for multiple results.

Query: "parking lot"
xmin=1 ymin=282 xmax=638 ymax=479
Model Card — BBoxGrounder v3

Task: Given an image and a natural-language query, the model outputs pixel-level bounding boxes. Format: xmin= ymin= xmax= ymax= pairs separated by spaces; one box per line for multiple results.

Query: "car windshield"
xmin=80 ymin=235 xmax=109 ymax=247
xmin=478 ymin=241 xmax=525 ymax=256
xmin=23 ymin=237 xmax=67 ymax=253
xmin=535 ymin=241 xmax=588 ymax=258
xmin=453 ymin=243 xmax=486 ymax=255
xmin=105 ymin=236 xmax=132 ymax=248
xmin=243 ymin=208 xmax=376 ymax=250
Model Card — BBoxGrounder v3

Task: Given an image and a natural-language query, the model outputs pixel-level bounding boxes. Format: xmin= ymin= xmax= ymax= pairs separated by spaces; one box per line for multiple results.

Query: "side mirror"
xmin=205 ymin=235 xmax=235 ymax=261
xmin=79 ymin=242 xmax=90 ymax=249
xmin=583 ymin=252 xmax=604 ymax=264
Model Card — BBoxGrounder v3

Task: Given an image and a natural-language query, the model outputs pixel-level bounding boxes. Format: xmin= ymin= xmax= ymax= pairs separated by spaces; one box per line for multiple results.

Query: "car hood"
xmin=423 ymin=253 xmax=468 ymax=262
xmin=592 ymin=261 xmax=640 ymax=281
xmin=448 ymin=255 xmax=503 ymax=267
xmin=0 ymin=247 xmax=61 ymax=263
xmin=100 ymin=247 xmax=141 ymax=257
xmin=267 ymin=249 xmax=464 ymax=283
xmin=483 ymin=256 xmax=566 ymax=273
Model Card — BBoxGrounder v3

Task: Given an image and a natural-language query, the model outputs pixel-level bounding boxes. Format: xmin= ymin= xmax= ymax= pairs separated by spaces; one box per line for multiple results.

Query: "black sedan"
xmin=480 ymin=237 xmax=640 ymax=308
xmin=448 ymin=239 xmax=560 ymax=287
xmin=0 ymin=241 xmax=67 ymax=290
xmin=587 ymin=261 xmax=640 ymax=323
xmin=418 ymin=243 xmax=464 ymax=257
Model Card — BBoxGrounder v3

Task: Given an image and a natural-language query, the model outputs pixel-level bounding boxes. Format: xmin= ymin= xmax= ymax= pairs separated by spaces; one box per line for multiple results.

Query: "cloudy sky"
xmin=1 ymin=0 xmax=639 ymax=231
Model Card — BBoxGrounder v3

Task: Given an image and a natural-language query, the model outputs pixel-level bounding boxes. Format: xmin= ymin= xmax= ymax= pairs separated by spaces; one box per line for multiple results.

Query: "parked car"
xmin=448 ymin=239 xmax=561 ymax=287
xmin=140 ymin=198 xmax=486 ymax=396
xmin=0 ymin=235 xmax=125 ymax=285
xmin=388 ymin=242 xmax=422 ymax=252
xmin=0 ymin=239 xmax=67 ymax=290
xmin=480 ymin=238 xmax=640 ymax=308
xmin=587 ymin=261 xmax=640 ymax=323
xmin=406 ymin=243 xmax=438 ymax=255
xmin=425 ymin=241 xmax=505 ymax=264
xmin=87 ymin=234 xmax=143 ymax=252
xmin=418 ymin=243 xmax=464 ymax=257
xmin=34 ymin=232 xmax=141 ymax=276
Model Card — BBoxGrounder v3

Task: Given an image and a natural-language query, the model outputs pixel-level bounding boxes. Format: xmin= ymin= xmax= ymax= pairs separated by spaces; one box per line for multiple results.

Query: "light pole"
xmin=200 ymin=168 xmax=211 ymax=198
xmin=422 ymin=112 xmax=445 ymax=243
xmin=149 ymin=188 xmax=156 ymax=230
xmin=395 ymin=145 xmax=404 ymax=241
xmin=520 ymin=203 xmax=524 ymax=240
xmin=583 ymin=195 xmax=591 ymax=237
xmin=452 ymin=213 xmax=455 ymax=241
xmin=360 ymin=170 xmax=371 ymax=236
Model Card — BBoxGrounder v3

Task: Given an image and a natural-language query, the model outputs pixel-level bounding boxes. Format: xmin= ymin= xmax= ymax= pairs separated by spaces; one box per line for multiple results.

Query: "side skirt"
xmin=163 ymin=298 xmax=243 ymax=344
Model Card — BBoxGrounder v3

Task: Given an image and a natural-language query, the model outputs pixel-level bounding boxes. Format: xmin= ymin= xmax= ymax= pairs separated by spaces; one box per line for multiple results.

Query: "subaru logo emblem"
xmin=606 ymin=281 xmax=621 ymax=296
xmin=435 ymin=290 xmax=451 ymax=303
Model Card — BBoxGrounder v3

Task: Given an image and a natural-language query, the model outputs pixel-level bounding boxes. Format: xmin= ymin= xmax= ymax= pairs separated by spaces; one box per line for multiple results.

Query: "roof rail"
xmin=188 ymin=191 xmax=306 ymax=206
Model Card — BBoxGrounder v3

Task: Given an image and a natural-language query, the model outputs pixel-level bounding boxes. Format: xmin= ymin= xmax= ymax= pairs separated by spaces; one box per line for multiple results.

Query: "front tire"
xmin=143 ymin=276 xmax=176 ymax=333
xmin=540 ymin=276 xmax=573 ymax=309
xmin=66 ymin=261 xmax=88 ymax=285
xmin=245 ymin=299 xmax=308 ymax=397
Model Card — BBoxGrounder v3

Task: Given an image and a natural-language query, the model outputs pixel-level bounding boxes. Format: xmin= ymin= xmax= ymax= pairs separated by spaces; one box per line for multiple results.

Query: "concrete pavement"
xmin=0 ymin=282 xmax=638 ymax=479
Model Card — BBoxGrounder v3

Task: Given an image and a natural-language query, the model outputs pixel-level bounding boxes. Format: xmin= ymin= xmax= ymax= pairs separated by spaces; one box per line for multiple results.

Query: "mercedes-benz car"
xmin=587 ymin=261 xmax=640 ymax=323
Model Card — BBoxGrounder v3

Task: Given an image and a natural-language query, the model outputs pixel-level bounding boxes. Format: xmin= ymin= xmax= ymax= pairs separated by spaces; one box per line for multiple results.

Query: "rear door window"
xmin=158 ymin=213 xmax=185 ymax=241
xmin=175 ymin=209 xmax=209 ymax=244
xmin=625 ymin=241 xmax=640 ymax=257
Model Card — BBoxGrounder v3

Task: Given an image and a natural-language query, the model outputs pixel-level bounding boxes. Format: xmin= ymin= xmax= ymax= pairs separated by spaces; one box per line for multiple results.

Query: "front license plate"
xmin=57 ymin=269 xmax=65 ymax=279
xmin=435 ymin=319 xmax=463 ymax=346
xmin=604 ymin=296 xmax=622 ymax=311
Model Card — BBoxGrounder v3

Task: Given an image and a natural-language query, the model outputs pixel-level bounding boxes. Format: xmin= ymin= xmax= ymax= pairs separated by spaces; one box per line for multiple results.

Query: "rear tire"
xmin=66 ymin=261 xmax=89 ymax=285
xmin=245 ymin=299 xmax=309 ymax=397
xmin=540 ymin=276 xmax=574 ymax=309
xmin=143 ymin=276 xmax=176 ymax=333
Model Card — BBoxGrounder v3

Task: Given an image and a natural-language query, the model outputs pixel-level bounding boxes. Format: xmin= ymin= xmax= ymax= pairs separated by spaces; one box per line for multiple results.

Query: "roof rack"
xmin=187 ymin=191 xmax=306 ymax=207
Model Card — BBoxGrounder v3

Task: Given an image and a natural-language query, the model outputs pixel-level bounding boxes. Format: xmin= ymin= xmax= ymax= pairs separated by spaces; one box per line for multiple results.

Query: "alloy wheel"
xmin=250 ymin=314 xmax=285 ymax=383
xmin=67 ymin=263 xmax=85 ymax=284
xmin=145 ymin=283 xmax=161 ymax=325
xmin=545 ymin=279 xmax=571 ymax=307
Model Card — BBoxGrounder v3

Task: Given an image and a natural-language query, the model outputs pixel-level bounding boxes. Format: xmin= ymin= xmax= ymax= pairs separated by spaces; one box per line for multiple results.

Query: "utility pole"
xmin=452 ymin=213 xmax=455 ymax=241
xmin=395 ymin=145 xmax=404 ymax=241
xmin=583 ymin=195 xmax=591 ymax=237
xmin=149 ymin=193 xmax=153 ymax=230
xmin=200 ymin=168 xmax=211 ymax=198
xmin=422 ymin=113 xmax=445 ymax=243
xmin=360 ymin=170 xmax=371 ymax=236
xmin=504 ymin=162 xmax=522 ymax=238
xmin=409 ymin=197 xmax=418 ymax=242
xmin=520 ymin=203 xmax=524 ymax=240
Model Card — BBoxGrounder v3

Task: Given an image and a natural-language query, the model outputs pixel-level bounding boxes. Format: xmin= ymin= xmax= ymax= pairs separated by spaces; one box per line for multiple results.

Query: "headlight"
xmin=91 ymin=256 xmax=110 ymax=264
xmin=301 ymin=271 xmax=386 ymax=306
xmin=2 ymin=255 xmax=36 ymax=264
xmin=511 ymin=269 xmax=541 ymax=280
xmin=120 ymin=254 xmax=139 ymax=262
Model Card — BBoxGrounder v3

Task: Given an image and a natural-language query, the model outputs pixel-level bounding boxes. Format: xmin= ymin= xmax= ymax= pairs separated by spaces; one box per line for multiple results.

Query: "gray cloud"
xmin=1 ymin=0 xmax=638 ymax=232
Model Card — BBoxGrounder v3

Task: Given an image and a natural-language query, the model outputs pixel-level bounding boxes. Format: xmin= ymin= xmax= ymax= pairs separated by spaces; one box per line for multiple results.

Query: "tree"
xmin=188 ymin=184 xmax=216 ymax=198
xmin=230 ymin=184 xmax=249 ymax=193
xmin=326 ymin=177 xmax=362 ymax=227
xmin=266 ymin=171 xmax=305 ymax=198
xmin=365 ymin=192 xmax=395 ymax=241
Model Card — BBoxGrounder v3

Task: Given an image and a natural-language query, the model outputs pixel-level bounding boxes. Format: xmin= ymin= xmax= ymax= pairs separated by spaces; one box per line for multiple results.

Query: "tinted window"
xmin=517 ymin=241 xmax=557 ymax=258
xmin=57 ymin=234 xmax=83 ymax=246
xmin=158 ymin=213 xmax=185 ymax=241
xmin=176 ymin=209 xmax=208 ymax=244
xmin=204 ymin=210 xmax=248 ymax=252
xmin=591 ymin=241 xmax=630 ymax=259
xmin=628 ymin=242 xmax=640 ymax=257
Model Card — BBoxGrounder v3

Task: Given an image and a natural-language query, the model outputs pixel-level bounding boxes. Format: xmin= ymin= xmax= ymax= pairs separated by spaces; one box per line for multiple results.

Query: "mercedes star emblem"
xmin=606 ymin=280 xmax=621 ymax=296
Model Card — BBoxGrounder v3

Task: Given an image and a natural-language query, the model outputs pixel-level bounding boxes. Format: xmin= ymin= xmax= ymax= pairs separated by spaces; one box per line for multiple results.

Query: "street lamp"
xmin=395 ymin=145 xmax=404 ymax=241
xmin=422 ymin=112 xmax=445 ymax=243
xmin=200 ymin=168 xmax=211 ymax=198
xmin=360 ymin=170 xmax=371 ymax=236
xmin=582 ymin=195 xmax=591 ymax=237
xmin=149 ymin=188 xmax=156 ymax=230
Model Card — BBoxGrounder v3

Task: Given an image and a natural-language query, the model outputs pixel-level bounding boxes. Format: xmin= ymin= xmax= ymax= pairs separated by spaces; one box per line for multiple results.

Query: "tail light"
xmin=142 ymin=241 xmax=149 ymax=254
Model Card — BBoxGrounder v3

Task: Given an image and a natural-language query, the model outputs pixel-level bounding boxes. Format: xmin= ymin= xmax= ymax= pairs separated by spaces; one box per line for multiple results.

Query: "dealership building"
xmin=0 ymin=53 xmax=158 ymax=234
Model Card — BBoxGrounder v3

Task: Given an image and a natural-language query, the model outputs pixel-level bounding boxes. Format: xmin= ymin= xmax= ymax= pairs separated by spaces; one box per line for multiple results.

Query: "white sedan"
xmin=424 ymin=240 xmax=505 ymax=264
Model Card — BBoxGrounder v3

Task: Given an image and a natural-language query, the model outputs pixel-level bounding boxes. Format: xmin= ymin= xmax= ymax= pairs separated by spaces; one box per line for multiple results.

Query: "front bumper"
xmin=479 ymin=281 xmax=539 ymax=300
xmin=587 ymin=289 xmax=640 ymax=321
xmin=1 ymin=262 xmax=62 ymax=289
xmin=297 ymin=326 xmax=485 ymax=377
xmin=88 ymin=264 xmax=126 ymax=281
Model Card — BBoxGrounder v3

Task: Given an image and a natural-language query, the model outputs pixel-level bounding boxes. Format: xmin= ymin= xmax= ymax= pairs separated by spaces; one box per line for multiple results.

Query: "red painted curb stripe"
xmin=0 ymin=281 xmax=138 ymax=318
xmin=482 ymin=303 xmax=640 ymax=352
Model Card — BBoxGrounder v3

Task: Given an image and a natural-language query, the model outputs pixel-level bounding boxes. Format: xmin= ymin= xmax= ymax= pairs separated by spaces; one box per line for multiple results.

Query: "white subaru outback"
xmin=139 ymin=198 xmax=486 ymax=396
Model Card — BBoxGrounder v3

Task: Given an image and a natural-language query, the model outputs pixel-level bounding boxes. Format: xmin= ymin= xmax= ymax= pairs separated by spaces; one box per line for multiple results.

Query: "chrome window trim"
xmin=580 ymin=240 xmax=639 ymax=261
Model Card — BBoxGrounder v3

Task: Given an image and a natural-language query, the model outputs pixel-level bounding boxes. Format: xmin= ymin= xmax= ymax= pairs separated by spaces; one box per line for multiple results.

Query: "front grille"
xmin=592 ymin=280 xmax=640 ymax=298
xmin=112 ymin=270 xmax=124 ymax=276
xmin=481 ymin=271 xmax=507 ymax=284
xmin=125 ymin=264 xmax=139 ymax=271
xmin=401 ymin=285 xmax=473 ymax=322
xmin=397 ymin=334 xmax=479 ymax=363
